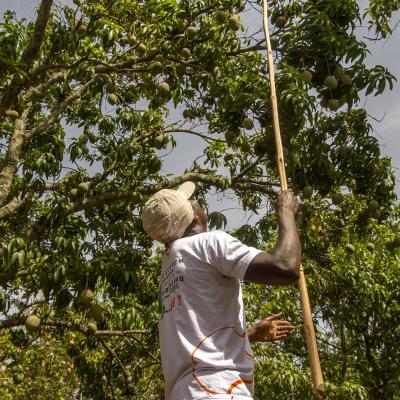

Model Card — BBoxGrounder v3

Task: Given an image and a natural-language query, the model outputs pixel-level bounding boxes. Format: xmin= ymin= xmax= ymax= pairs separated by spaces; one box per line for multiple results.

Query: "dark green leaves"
xmin=208 ymin=211 xmax=227 ymax=230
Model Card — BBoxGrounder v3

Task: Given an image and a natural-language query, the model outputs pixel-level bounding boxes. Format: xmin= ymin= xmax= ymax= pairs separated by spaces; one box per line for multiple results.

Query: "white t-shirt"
xmin=158 ymin=230 xmax=262 ymax=400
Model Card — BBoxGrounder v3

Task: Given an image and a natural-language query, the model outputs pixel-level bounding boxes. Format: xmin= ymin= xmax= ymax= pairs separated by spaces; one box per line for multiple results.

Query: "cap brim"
xmin=177 ymin=181 xmax=195 ymax=199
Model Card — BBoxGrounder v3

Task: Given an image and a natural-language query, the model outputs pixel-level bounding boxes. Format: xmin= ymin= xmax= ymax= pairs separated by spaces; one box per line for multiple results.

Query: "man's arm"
xmin=247 ymin=312 xmax=295 ymax=342
xmin=244 ymin=190 xmax=301 ymax=285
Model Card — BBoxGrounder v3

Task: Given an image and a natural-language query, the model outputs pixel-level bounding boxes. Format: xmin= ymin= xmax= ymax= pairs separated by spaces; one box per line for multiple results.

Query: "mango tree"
xmin=0 ymin=0 xmax=398 ymax=398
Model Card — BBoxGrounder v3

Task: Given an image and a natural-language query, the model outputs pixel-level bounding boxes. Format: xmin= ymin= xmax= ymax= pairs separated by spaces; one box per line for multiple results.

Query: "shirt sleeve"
xmin=206 ymin=231 xmax=262 ymax=280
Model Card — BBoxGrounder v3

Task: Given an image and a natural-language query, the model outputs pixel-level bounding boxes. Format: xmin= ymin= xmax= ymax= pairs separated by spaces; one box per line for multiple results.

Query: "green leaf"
xmin=17 ymin=251 xmax=24 ymax=268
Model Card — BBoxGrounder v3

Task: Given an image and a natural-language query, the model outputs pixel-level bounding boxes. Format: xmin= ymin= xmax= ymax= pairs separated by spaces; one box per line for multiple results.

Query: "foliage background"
xmin=0 ymin=0 xmax=399 ymax=399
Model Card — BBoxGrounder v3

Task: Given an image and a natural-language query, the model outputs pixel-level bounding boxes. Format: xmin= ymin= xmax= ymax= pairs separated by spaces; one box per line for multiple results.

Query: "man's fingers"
xmin=269 ymin=312 xmax=284 ymax=320
xmin=276 ymin=323 xmax=295 ymax=329
xmin=275 ymin=330 xmax=292 ymax=336
xmin=272 ymin=333 xmax=290 ymax=341
xmin=272 ymin=320 xmax=294 ymax=327
xmin=276 ymin=328 xmax=293 ymax=334
xmin=273 ymin=329 xmax=294 ymax=338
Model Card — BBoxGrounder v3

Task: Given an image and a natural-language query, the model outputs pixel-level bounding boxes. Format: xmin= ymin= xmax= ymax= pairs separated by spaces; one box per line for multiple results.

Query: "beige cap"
xmin=141 ymin=182 xmax=196 ymax=243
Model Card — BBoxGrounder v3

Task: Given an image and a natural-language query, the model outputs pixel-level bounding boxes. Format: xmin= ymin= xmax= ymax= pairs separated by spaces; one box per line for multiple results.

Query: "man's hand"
xmin=247 ymin=312 xmax=295 ymax=343
xmin=275 ymin=190 xmax=299 ymax=216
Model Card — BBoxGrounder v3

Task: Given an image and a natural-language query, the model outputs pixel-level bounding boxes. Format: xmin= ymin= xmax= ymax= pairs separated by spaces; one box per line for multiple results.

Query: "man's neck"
xmin=182 ymin=224 xmax=206 ymax=238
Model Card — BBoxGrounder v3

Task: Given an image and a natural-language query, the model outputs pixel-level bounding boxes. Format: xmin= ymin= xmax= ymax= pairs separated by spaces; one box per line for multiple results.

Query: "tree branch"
xmin=95 ymin=330 xmax=147 ymax=337
xmin=0 ymin=315 xmax=146 ymax=337
xmin=232 ymin=156 xmax=262 ymax=182
xmin=227 ymin=39 xmax=266 ymax=56
xmin=24 ymin=172 xmax=275 ymax=243
xmin=20 ymin=0 xmax=54 ymax=67
xmin=25 ymin=79 xmax=95 ymax=139
xmin=0 ymin=109 xmax=29 ymax=207
xmin=128 ymin=334 xmax=160 ymax=364
xmin=97 ymin=335 xmax=130 ymax=390
xmin=0 ymin=79 xmax=93 ymax=209
xmin=164 ymin=128 xmax=226 ymax=143
xmin=0 ymin=0 xmax=54 ymax=114
xmin=24 ymin=71 xmax=65 ymax=103
xmin=0 ymin=191 xmax=34 ymax=219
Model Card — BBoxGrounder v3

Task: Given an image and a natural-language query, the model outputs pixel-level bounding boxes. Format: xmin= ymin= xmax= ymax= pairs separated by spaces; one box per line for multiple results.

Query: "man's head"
xmin=141 ymin=182 xmax=200 ymax=244
xmin=181 ymin=200 xmax=208 ymax=237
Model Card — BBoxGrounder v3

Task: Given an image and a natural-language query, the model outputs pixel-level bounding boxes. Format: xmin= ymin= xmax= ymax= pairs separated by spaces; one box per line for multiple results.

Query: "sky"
xmin=0 ymin=0 xmax=399 ymax=228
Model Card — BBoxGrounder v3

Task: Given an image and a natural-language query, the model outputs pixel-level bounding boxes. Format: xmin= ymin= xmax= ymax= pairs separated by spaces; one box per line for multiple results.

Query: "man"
xmin=141 ymin=182 xmax=300 ymax=400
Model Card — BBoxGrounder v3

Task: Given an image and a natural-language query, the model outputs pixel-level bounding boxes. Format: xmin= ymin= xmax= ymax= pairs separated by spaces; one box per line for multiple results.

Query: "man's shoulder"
xmin=172 ymin=231 xmax=233 ymax=250
xmin=198 ymin=231 xmax=238 ymax=251
xmin=197 ymin=230 xmax=231 ymax=241
xmin=203 ymin=230 xmax=227 ymax=236
xmin=179 ymin=230 xmax=230 ymax=241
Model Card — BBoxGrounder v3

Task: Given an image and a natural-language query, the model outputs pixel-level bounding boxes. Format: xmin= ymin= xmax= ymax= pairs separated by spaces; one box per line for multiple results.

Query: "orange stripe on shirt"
xmin=191 ymin=326 xmax=251 ymax=395
xmin=192 ymin=371 xmax=222 ymax=395
xmin=227 ymin=377 xmax=253 ymax=395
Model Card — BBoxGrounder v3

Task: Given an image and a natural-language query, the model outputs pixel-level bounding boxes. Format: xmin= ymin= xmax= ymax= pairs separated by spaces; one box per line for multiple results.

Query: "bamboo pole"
xmin=261 ymin=1 xmax=324 ymax=398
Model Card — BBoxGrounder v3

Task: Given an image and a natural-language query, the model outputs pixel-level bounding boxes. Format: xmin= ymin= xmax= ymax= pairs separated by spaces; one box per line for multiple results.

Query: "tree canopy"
xmin=0 ymin=0 xmax=399 ymax=398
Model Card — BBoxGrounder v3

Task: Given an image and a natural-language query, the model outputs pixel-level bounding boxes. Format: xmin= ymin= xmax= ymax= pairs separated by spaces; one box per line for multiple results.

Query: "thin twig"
xmin=164 ymin=128 xmax=226 ymax=143
xmin=232 ymin=156 xmax=262 ymax=182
